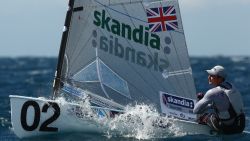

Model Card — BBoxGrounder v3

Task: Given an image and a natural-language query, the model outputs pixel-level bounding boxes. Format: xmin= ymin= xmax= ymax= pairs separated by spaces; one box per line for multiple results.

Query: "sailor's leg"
xmin=197 ymin=113 xmax=210 ymax=124
xmin=206 ymin=114 xmax=221 ymax=132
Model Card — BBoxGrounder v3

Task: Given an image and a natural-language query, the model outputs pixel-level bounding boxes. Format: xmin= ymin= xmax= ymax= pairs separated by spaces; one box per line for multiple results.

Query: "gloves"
xmin=197 ymin=92 xmax=204 ymax=100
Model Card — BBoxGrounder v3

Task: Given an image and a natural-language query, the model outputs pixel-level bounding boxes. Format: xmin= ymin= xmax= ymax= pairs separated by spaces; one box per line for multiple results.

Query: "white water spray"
xmin=55 ymin=96 xmax=184 ymax=139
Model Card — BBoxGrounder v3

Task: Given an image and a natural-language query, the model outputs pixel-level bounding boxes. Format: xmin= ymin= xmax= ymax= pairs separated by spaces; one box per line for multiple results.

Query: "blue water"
xmin=0 ymin=56 xmax=250 ymax=141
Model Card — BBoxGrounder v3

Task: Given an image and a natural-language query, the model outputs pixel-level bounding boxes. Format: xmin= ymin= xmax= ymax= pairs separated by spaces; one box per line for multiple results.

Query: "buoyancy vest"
xmin=218 ymin=82 xmax=244 ymax=117
xmin=215 ymin=82 xmax=245 ymax=134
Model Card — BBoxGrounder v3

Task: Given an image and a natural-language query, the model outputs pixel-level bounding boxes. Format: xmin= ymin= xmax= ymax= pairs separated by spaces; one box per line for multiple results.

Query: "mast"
xmin=53 ymin=0 xmax=75 ymax=98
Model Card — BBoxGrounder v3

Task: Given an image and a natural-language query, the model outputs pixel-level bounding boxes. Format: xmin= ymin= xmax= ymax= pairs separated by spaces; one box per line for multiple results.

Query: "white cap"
xmin=206 ymin=65 xmax=227 ymax=78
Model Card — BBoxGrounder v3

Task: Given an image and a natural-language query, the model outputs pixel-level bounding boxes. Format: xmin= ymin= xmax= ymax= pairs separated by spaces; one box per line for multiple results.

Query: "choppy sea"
xmin=0 ymin=56 xmax=250 ymax=141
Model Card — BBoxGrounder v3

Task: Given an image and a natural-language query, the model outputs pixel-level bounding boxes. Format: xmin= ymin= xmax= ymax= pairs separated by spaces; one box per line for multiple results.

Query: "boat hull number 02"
xmin=20 ymin=100 xmax=60 ymax=132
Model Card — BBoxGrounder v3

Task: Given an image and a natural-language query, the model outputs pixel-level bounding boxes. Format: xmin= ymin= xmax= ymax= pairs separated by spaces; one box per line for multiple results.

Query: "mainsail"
xmin=54 ymin=0 xmax=196 ymax=120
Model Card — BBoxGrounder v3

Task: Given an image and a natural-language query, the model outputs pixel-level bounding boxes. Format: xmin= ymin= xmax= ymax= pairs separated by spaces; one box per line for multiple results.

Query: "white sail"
xmin=55 ymin=0 xmax=196 ymax=119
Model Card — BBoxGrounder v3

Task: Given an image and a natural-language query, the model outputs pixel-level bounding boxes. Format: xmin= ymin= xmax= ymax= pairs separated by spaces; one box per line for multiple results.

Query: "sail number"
xmin=20 ymin=100 xmax=60 ymax=132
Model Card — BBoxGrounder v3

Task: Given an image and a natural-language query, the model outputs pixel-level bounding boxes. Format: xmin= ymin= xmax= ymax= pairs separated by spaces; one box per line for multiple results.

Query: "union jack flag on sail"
xmin=146 ymin=6 xmax=178 ymax=32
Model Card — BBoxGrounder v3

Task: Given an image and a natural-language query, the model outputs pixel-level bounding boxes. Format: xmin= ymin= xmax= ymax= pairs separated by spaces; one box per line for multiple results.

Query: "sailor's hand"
xmin=197 ymin=92 xmax=204 ymax=100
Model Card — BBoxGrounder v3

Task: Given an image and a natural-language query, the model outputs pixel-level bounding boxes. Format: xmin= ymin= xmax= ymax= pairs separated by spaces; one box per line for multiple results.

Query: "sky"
xmin=0 ymin=0 xmax=250 ymax=57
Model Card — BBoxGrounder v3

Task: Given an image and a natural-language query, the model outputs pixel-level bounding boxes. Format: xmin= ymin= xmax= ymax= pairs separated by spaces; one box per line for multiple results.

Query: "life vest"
xmin=214 ymin=82 xmax=245 ymax=134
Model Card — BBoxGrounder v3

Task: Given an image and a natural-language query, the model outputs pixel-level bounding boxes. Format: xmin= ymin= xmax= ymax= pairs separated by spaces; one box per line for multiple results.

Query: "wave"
xmin=27 ymin=70 xmax=52 ymax=76
xmin=0 ymin=116 xmax=11 ymax=129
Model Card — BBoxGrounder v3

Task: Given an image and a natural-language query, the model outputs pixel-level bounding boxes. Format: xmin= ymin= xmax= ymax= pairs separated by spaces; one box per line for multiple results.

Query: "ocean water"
xmin=0 ymin=56 xmax=250 ymax=141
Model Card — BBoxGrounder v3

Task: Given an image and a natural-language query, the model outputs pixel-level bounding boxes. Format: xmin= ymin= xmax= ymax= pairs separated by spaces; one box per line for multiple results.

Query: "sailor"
xmin=193 ymin=65 xmax=245 ymax=134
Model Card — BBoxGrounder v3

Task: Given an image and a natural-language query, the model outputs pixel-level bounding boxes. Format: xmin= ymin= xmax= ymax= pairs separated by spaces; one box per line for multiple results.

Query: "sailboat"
xmin=10 ymin=0 xmax=213 ymax=138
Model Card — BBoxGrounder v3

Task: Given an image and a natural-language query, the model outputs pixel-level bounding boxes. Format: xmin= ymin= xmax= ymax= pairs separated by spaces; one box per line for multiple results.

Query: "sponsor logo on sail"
xmin=93 ymin=10 xmax=160 ymax=50
xmin=92 ymin=9 xmax=170 ymax=72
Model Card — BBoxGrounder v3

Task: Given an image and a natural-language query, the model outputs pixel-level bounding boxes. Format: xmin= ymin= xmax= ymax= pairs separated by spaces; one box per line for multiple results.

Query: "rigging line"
xmin=140 ymin=2 xmax=181 ymax=94
xmin=98 ymin=7 xmax=157 ymax=101
xmin=97 ymin=59 xmax=131 ymax=100
xmin=68 ymin=61 xmax=95 ymax=79
xmin=96 ymin=57 xmax=110 ymax=99
xmin=70 ymin=57 xmax=97 ymax=78
xmin=98 ymin=59 xmax=131 ymax=99
xmin=63 ymin=54 xmax=69 ymax=79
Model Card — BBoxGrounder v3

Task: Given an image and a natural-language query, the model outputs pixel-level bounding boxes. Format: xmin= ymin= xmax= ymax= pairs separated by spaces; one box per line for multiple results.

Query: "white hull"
xmin=10 ymin=95 xmax=106 ymax=138
xmin=10 ymin=95 xmax=213 ymax=138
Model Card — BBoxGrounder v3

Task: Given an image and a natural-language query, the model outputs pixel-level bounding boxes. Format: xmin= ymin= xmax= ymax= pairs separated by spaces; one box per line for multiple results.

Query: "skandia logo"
xmin=93 ymin=10 xmax=161 ymax=50
xmin=163 ymin=94 xmax=194 ymax=109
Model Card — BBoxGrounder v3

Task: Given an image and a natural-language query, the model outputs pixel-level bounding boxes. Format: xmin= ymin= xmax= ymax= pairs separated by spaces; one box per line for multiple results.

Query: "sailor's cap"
xmin=206 ymin=65 xmax=227 ymax=78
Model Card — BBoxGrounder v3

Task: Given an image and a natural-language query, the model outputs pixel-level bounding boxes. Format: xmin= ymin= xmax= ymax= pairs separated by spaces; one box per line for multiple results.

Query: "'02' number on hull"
xmin=20 ymin=100 xmax=60 ymax=132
